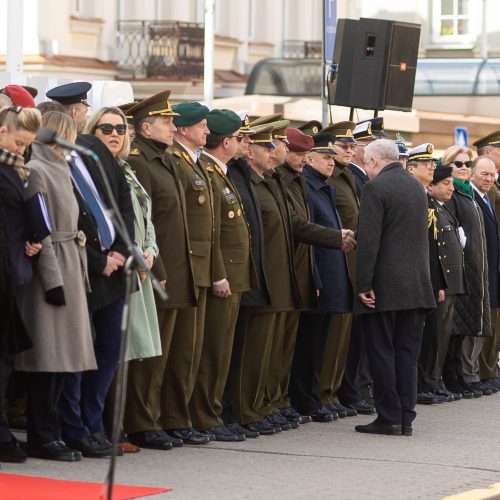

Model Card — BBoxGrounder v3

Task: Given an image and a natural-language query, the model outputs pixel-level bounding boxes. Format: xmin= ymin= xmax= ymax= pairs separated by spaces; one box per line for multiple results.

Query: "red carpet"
xmin=0 ymin=473 xmax=171 ymax=499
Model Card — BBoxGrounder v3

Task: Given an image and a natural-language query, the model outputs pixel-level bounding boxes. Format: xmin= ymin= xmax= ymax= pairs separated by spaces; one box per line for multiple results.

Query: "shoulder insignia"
xmin=172 ymin=149 xmax=182 ymax=158
xmin=181 ymin=151 xmax=193 ymax=165
xmin=206 ymin=164 xmax=215 ymax=172
xmin=129 ymin=148 xmax=141 ymax=156
xmin=214 ymin=164 xmax=224 ymax=177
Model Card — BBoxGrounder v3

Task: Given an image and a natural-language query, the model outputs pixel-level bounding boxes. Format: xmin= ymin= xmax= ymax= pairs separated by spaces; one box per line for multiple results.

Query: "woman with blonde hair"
xmin=0 ymin=106 xmax=42 ymax=464
xmin=441 ymin=144 xmax=491 ymax=399
xmin=16 ymin=111 xmax=97 ymax=462
xmin=84 ymin=107 xmax=161 ymax=451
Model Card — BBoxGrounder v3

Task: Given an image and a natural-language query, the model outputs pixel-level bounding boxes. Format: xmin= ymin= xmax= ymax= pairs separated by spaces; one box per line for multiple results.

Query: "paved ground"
xmin=4 ymin=395 xmax=500 ymax=499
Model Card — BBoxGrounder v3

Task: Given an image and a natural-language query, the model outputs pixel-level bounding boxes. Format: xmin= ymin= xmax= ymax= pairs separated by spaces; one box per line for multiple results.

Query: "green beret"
xmin=173 ymin=101 xmax=209 ymax=127
xmin=207 ymin=109 xmax=241 ymax=135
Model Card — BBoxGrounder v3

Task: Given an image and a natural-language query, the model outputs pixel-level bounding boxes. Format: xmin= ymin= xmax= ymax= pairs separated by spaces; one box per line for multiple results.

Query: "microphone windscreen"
xmin=36 ymin=127 xmax=57 ymax=145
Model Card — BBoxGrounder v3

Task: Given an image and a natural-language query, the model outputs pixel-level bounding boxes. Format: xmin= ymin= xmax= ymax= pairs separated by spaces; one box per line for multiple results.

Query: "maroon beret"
xmin=2 ymin=85 xmax=36 ymax=108
xmin=287 ymin=128 xmax=314 ymax=152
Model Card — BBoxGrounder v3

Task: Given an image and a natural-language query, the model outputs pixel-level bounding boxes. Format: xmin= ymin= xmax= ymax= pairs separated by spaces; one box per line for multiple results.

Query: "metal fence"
xmin=282 ymin=40 xmax=322 ymax=59
xmin=117 ymin=20 xmax=204 ymax=79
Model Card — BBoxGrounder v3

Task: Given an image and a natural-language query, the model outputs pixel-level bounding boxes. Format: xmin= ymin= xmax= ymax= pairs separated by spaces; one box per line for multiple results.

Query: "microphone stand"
xmin=63 ymin=145 xmax=167 ymax=500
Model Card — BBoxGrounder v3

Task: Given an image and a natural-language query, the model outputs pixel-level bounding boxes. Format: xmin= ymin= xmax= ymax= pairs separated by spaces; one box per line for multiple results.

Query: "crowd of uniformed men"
xmin=1 ymin=80 xmax=500 ymax=463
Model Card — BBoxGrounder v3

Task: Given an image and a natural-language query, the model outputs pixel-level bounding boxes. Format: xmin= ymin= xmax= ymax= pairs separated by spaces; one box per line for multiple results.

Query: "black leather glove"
xmin=44 ymin=286 xmax=66 ymax=306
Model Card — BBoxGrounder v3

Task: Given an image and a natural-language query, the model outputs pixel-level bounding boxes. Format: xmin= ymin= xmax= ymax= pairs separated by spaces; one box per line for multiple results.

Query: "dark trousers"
xmin=59 ymin=298 xmax=124 ymax=441
xmin=289 ymin=313 xmax=332 ymax=415
xmin=0 ymin=357 xmax=12 ymax=443
xmin=361 ymin=309 xmax=425 ymax=427
xmin=221 ymin=306 xmax=250 ymax=424
xmin=443 ymin=335 xmax=464 ymax=388
xmin=338 ymin=317 xmax=364 ymax=405
xmin=27 ymin=372 xmax=66 ymax=446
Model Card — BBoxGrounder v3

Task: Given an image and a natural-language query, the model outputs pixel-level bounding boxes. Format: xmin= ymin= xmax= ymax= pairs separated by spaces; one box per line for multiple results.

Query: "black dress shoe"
xmin=298 ymin=415 xmax=312 ymax=424
xmin=347 ymin=400 xmax=377 ymax=415
xmin=227 ymin=422 xmax=259 ymax=438
xmin=335 ymin=402 xmax=357 ymax=417
xmin=435 ymin=387 xmax=462 ymax=401
xmin=355 ymin=421 xmax=402 ymax=436
xmin=91 ymin=432 xmax=123 ymax=456
xmin=402 ymin=426 xmax=413 ymax=436
xmin=129 ymin=430 xmax=175 ymax=450
xmin=66 ymin=435 xmax=112 ymax=458
xmin=0 ymin=439 xmax=27 ymax=463
xmin=28 ymin=440 xmax=82 ymax=462
xmin=469 ymin=381 xmax=493 ymax=396
xmin=323 ymin=403 xmax=343 ymax=418
xmin=483 ymin=377 xmax=500 ymax=389
xmin=310 ymin=407 xmax=336 ymax=423
xmin=242 ymin=420 xmax=275 ymax=436
xmin=280 ymin=407 xmax=301 ymax=424
xmin=267 ymin=413 xmax=297 ymax=430
xmin=481 ymin=380 xmax=500 ymax=393
xmin=461 ymin=382 xmax=483 ymax=398
xmin=417 ymin=392 xmax=438 ymax=405
xmin=167 ymin=428 xmax=210 ymax=445
xmin=205 ymin=425 xmax=245 ymax=442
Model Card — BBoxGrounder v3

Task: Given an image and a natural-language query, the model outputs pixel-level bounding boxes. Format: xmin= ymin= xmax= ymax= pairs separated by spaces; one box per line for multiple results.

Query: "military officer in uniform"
xmin=164 ymin=102 xmax=215 ymax=444
xmin=124 ymin=90 xmax=197 ymax=450
xmin=421 ymin=165 xmax=466 ymax=402
xmin=297 ymin=120 xmax=322 ymax=137
xmin=46 ymin=81 xmax=92 ymax=133
xmin=190 ymin=109 xmax=256 ymax=441
xmin=350 ymin=121 xmax=373 ymax=197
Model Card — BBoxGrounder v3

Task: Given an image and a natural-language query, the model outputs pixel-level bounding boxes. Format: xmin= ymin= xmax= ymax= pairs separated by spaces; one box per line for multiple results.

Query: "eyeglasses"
xmin=335 ymin=143 xmax=356 ymax=151
xmin=95 ymin=123 xmax=127 ymax=135
xmin=416 ymin=160 xmax=436 ymax=169
xmin=453 ymin=160 xmax=473 ymax=168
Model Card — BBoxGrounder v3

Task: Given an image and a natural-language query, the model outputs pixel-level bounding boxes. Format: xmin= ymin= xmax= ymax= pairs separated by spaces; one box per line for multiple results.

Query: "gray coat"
xmin=15 ymin=142 xmax=97 ymax=372
xmin=354 ymin=162 xmax=436 ymax=315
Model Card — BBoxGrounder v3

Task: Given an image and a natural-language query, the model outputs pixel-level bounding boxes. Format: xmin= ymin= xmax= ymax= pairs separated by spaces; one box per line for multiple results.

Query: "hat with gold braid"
xmin=268 ymin=119 xmax=290 ymax=144
xmin=248 ymin=124 xmax=276 ymax=149
xmin=320 ymin=121 xmax=356 ymax=142
xmin=249 ymin=113 xmax=282 ymax=127
xmin=407 ymin=143 xmax=438 ymax=162
xmin=236 ymin=110 xmax=255 ymax=135
xmin=310 ymin=132 xmax=337 ymax=154
xmin=473 ymin=130 xmax=500 ymax=150
xmin=127 ymin=90 xmax=179 ymax=122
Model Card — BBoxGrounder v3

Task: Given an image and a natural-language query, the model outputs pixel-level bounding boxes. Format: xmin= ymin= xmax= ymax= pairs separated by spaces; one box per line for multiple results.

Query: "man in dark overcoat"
xmin=354 ymin=139 xmax=435 ymax=436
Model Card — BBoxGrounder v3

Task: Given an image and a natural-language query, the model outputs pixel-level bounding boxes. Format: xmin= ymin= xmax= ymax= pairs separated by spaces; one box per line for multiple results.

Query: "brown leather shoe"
xmin=118 ymin=441 xmax=141 ymax=453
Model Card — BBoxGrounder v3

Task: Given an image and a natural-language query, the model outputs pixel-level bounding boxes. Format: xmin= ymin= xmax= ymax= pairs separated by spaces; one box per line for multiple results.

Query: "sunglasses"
xmin=453 ymin=160 xmax=473 ymax=168
xmin=96 ymin=123 xmax=127 ymax=135
xmin=335 ymin=143 xmax=356 ymax=151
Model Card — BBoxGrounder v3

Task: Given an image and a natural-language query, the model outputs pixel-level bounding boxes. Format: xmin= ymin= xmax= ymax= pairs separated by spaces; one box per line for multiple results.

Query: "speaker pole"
xmin=374 ymin=110 xmax=379 ymax=118
xmin=349 ymin=107 xmax=354 ymax=121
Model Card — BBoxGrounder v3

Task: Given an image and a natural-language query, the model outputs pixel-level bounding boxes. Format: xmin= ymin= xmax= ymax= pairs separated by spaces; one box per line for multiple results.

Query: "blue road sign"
xmin=455 ymin=126 xmax=468 ymax=146
xmin=324 ymin=0 xmax=337 ymax=63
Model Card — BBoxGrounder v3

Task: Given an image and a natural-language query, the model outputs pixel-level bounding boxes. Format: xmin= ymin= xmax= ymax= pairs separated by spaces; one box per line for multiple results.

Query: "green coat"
xmin=328 ymin=162 xmax=359 ymax=286
xmin=278 ymin=163 xmax=316 ymax=310
xmin=127 ymin=136 xmax=196 ymax=309
xmin=200 ymin=154 xmax=256 ymax=293
xmin=169 ymin=141 xmax=217 ymax=288
xmin=121 ymin=161 xmax=162 ymax=361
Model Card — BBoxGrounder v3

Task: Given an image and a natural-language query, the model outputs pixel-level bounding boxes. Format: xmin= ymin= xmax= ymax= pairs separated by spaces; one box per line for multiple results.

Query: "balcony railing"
xmin=117 ymin=20 xmax=204 ymax=80
xmin=282 ymin=40 xmax=322 ymax=59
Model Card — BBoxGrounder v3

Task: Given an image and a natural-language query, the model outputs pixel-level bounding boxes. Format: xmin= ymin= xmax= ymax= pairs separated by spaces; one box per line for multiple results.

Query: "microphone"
xmin=36 ymin=127 xmax=97 ymax=159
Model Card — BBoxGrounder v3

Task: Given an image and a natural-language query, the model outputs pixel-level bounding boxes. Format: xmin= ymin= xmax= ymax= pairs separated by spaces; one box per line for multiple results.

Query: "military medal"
xmin=198 ymin=194 xmax=206 ymax=205
xmin=237 ymin=208 xmax=242 ymax=217
xmin=228 ymin=210 xmax=235 ymax=219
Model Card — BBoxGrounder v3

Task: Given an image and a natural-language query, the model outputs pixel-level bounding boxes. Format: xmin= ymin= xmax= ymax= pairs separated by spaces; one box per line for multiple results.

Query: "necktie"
xmin=69 ymin=161 xmax=113 ymax=249
xmin=484 ymin=194 xmax=494 ymax=216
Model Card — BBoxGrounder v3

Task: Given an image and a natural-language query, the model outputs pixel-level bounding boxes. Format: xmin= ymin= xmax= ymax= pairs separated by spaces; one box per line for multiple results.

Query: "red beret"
xmin=2 ymin=85 xmax=36 ymax=108
xmin=287 ymin=128 xmax=314 ymax=152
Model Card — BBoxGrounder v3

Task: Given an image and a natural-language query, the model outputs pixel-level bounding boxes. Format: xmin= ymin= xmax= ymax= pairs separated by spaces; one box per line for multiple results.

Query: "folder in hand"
xmin=25 ymin=192 xmax=52 ymax=243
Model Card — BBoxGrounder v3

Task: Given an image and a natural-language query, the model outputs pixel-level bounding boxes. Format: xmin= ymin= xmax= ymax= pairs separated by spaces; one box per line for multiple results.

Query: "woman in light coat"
xmin=16 ymin=111 xmax=96 ymax=462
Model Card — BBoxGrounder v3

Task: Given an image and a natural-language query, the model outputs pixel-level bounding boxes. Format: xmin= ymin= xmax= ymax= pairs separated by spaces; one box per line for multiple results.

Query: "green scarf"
xmin=453 ymin=177 xmax=473 ymax=198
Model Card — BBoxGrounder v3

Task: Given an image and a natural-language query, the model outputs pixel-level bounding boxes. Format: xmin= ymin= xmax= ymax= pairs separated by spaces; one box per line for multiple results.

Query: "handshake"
xmin=340 ymin=229 xmax=357 ymax=253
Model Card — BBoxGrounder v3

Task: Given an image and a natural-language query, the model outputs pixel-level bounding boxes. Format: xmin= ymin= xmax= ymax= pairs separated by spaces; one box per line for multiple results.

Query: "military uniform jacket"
xmin=328 ymin=161 xmax=359 ymax=285
xmin=227 ymin=158 xmax=270 ymax=307
xmin=169 ymin=140 xmax=216 ymax=288
xmin=347 ymin=162 xmax=369 ymax=199
xmin=127 ymin=136 xmax=196 ymax=309
xmin=199 ymin=154 xmax=256 ymax=293
xmin=278 ymin=163 xmax=316 ymax=310
xmin=427 ymin=194 xmax=466 ymax=296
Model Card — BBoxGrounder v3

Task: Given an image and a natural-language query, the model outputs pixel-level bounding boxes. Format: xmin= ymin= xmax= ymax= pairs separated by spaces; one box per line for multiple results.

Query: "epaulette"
xmin=214 ymin=164 xmax=224 ymax=177
xmin=129 ymin=148 xmax=141 ymax=156
xmin=181 ymin=150 xmax=193 ymax=166
xmin=205 ymin=163 xmax=215 ymax=173
xmin=172 ymin=148 xmax=182 ymax=159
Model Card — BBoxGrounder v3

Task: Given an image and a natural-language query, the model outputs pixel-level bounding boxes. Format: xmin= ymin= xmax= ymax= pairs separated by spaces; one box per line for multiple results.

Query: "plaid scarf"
xmin=0 ymin=146 xmax=28 ymax=183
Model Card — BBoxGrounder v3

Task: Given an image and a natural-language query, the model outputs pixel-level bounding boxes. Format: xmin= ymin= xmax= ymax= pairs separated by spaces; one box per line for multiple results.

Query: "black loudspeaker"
xmin=329 ymin=18 xmax=421 ymax=112
xmin=327 ymin=18 xmax=358 ymax=108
